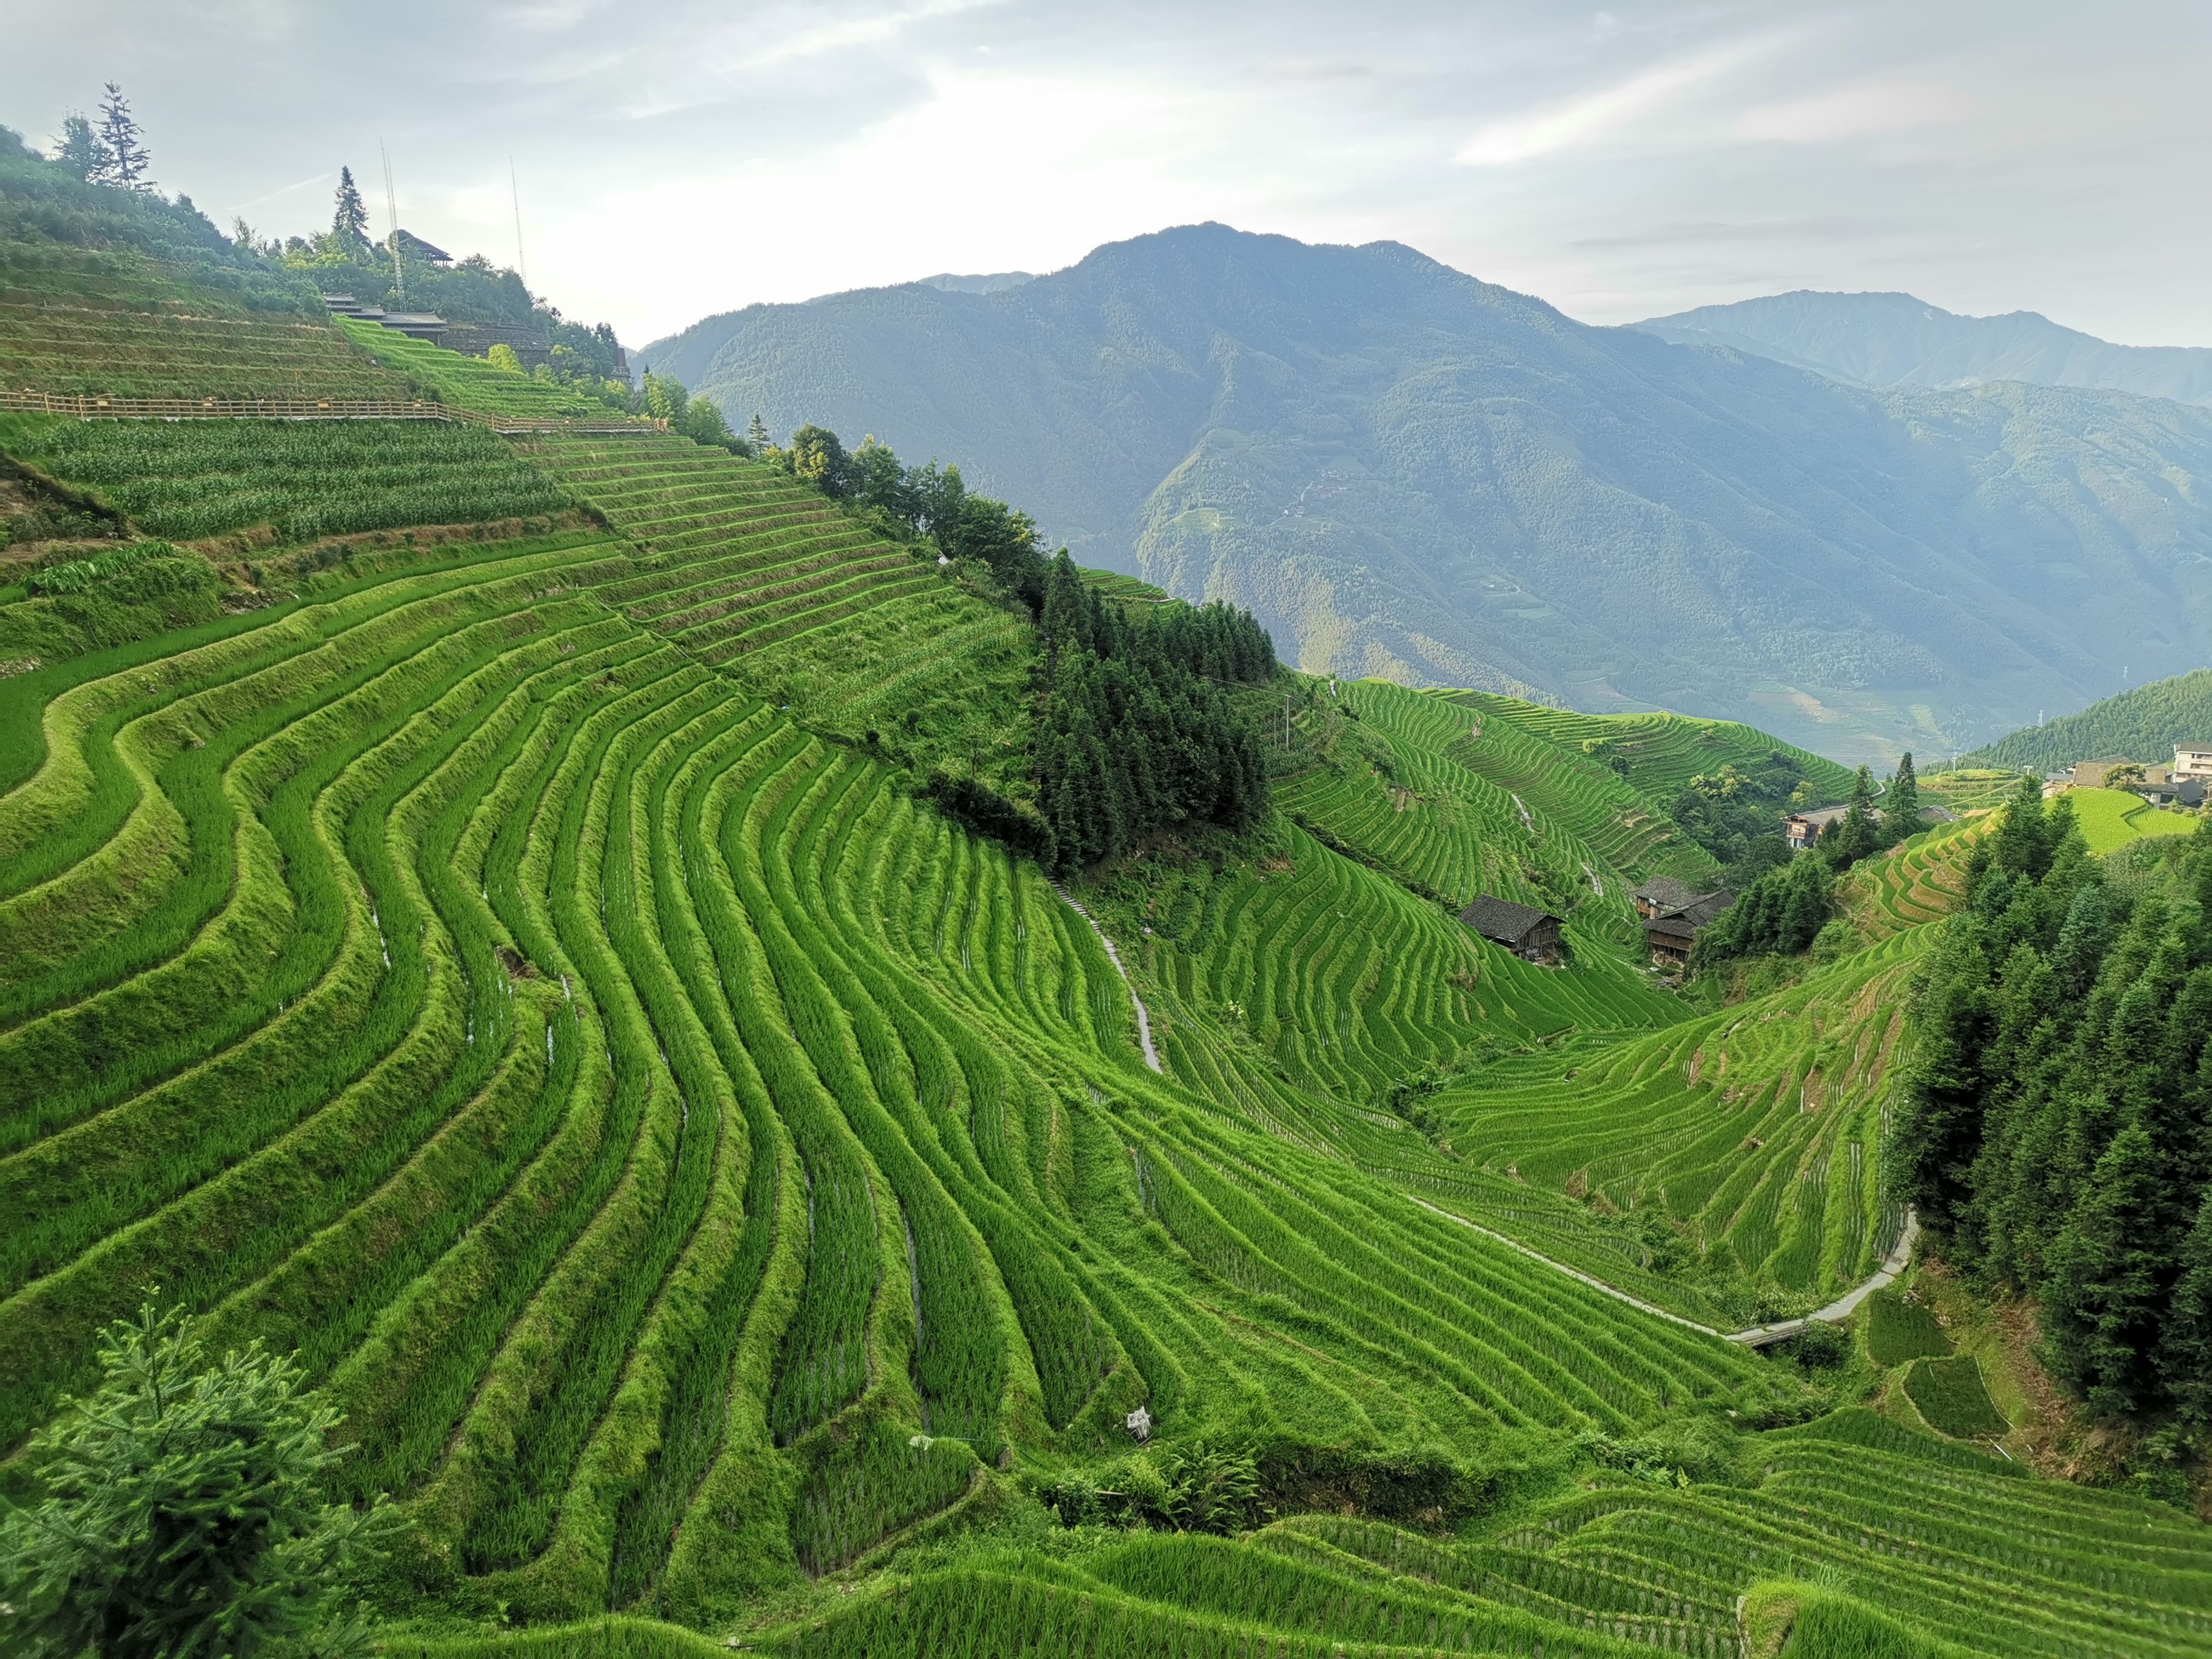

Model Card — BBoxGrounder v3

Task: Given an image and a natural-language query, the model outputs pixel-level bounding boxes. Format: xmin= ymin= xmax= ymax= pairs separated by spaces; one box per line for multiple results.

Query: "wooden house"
xmin=1458 ymin=896 xmax=1564 ymax=965
xmin=1645 ymin=890 xmax=1734 ymax=969
xmin=1784 ymin=805 xmax=1849 ymax=850
xmin=2070 ymin=757 xmax=2137 ymax=789
xmin=1632 ymin=877 xmax=1698 ymax=920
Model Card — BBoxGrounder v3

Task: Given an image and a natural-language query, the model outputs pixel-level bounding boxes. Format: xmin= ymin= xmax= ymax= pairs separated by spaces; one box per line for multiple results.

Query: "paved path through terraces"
xmin=1410 ymin=1196 xmax=1919 ymax=1347
xmin=1053 ymin=885 xmax=1163 ymax=1073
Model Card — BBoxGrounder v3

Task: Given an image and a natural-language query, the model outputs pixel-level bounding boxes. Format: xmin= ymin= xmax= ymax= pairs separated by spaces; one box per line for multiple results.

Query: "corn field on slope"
xmin=2 ymin=262 xmax=2207 ymax=1658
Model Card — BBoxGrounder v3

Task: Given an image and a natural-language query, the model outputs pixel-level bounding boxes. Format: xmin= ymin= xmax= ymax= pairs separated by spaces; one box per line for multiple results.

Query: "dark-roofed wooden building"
xmin=1644 ymin=889 xmax=1734 ymax=969
xmin=1784 ymin=805 xmax=1851 ymax=850
xmin=1459 ymin=896 xmax=1564 ymax=965
xmin=1632 ymin=877 xmax=1698 ymax=920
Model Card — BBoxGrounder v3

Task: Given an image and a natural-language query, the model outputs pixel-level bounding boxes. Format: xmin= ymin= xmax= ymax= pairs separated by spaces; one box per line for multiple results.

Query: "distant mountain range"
xmin=641 ymin=226 xmax=2212 ymax=763
xmin=1637 ymin=291 xmax=2212 ymax=407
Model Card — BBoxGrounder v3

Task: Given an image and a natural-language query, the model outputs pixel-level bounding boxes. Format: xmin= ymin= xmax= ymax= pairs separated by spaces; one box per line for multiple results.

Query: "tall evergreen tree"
xmin=748 ymin=412 xmax=771 ymax=451
xmin=331 ymin=166 xmax=370 ymax=253
xmin=2157 ymin=1187 xmax=2212 ymax=1423
xmin=2043 ymin=1119 xmax=2170 ymax=1416
xmin=1888 ymin=751 xmax=1919 ymax=835
xmin=1824 ymin=764 xmax=1882 ymax=869
xmin=93 ymin=82 xmax=150 ymax=190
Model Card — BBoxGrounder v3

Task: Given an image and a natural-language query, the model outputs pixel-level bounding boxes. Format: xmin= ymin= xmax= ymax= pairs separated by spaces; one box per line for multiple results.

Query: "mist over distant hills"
xmin=1638 ymin=290 xmax=2212 ymax=407
xmin=643 ymin=226 xmax=2212 ymax=763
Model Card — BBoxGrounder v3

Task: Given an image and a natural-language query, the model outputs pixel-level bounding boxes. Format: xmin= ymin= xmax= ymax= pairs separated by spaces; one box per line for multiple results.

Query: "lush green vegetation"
xmin=1 ymin=1301 xmax=396 ymax=1658
xmin=642 ymin=222 xmax=2212 ymax=762
xmin=2063 ymin=785 xmax=2195 ymax=854
xmin=1902 ymin=779 xmax=2212 ymax=1422
xmin=4 ymin=196 xmax=2210 ymax=1659
xmin=1903 ymin=1356 xmax=2009 ymax=1440
xmin=0 ymin=413 xmax=571 ymax=545
xmin=1864 ymin=1289 xmax=1952 ymax=1366
xmin=1033 ymin=551 xmax=1273 ymax=870
xmin=1961 ymin=667 xmax=2212 ymax=773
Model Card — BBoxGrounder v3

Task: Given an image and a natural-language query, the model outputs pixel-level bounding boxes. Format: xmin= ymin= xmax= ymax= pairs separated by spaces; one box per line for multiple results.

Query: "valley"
xmin=4 ymin=120 xmax=2212 ymax=1659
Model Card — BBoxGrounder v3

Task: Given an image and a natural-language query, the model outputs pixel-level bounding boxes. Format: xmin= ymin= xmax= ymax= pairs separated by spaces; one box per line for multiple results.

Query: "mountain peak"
xmin=1637 ymin=289 xmax=2211 ymax=404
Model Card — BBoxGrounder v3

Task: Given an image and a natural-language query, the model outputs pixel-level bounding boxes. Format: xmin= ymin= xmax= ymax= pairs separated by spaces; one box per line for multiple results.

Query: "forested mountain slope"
xmin=1640 ymin=289 xmax=2212 ymax=407
xmin=648 ymin=224 xmax=2212 ymax=765
xmin=1959 ymin=666 xmax=2212 ymax=771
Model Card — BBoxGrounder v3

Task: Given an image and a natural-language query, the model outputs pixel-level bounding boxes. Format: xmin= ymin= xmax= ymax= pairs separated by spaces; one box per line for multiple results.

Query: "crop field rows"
xmin=337 ymin=318 xmax=625 ymax=417
xmin=0 ymin=308 xmax=415 ymax=399
xmin=1096 ymin=817 xmax=1671 ymax=1116
xmin=1453 ymin=694 xmax=1859 ymax=807
xmin=8 ymin=281 xmax=2211 ymax=1659
xmin=0 ymin=509 xmax=1819 ymax=1631
xmin=0 ymin=511 xmax=1846 ymax=1639
xmin=1278 ymin=680 xmax=1688 ymax=941
xmin=648 ymin=1407 xmax=2207 ymax=1659
xmin=1838 ymin=818 xmax=1981 ymax=942
xmin=1409 ymin=930 xmax=1926 ymax=1317
xmin=525 ymin=434 xmax=1036 ymax=772
xmin=1413 ymin=688 xmax=1720 ymax=885
xmin=0 ymin=412 xmax=575 ymax=545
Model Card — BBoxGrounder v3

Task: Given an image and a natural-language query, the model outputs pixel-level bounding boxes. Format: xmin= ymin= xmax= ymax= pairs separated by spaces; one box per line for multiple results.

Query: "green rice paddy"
xmin=1 ymin=252 xmax=2207 ymax=1659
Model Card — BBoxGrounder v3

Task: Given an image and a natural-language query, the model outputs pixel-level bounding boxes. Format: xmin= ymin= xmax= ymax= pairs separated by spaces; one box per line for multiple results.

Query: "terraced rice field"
xmin=1416 ymin=930 xmax=1924 ymax=1319
xmin=392 ymin=1409 xmax=2207 ymax=1659
xmin=337 ymin=317 xmax=623 ymax=417
xmin=1455 ymin=694 xmax=1859 ymax=806
xmin=2063 ymin=785 xmax=2197 ymax=854
xmin=1919 ymin=768 xmax=2030 ymax=813
xmin=1279 ymin=680 xmax=1711 ymax=932
xmin=1837 ymin=817 xmax=1982 ymax=942
xmin=0 ymin=412 xmax=572 ymax=545
xmin=524 ymin=433 xmax=1036 ymax=783
xmin=6 ymin=262 xmax=2209 ymax=1658
xmin=0 ymin=516 xmax=1808 ymax=1621
xmin=1 ymin=244 xmax=412 ymax=400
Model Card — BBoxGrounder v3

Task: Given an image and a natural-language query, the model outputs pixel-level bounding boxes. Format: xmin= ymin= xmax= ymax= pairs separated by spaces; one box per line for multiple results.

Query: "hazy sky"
xmin=6 ymin=1 xmax=2207 ymax=348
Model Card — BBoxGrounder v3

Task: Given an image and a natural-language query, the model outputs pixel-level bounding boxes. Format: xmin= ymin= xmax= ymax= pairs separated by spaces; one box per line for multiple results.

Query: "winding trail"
xmin=1410 ymin=1196 xmax=1919 ymax=1347
xmin=1053 ymin=884 xmax=1164 ymax=1073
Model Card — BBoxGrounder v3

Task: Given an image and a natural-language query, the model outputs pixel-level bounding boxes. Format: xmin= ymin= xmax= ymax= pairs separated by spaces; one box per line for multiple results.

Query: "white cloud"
xmin=1455 ymin=31 xmax=1794 ymax=167
xmin=1735 ymin=76 xmax=1965 ymax=146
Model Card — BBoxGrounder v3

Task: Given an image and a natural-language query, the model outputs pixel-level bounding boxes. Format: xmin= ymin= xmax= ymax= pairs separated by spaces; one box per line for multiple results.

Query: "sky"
xmin=5 ymin=1 xmax=2208 ymax=349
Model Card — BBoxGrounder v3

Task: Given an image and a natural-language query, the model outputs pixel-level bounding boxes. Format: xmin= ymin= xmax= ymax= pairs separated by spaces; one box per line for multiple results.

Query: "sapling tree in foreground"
xmin=0 ymin=1302 xmax=396 ymax=1659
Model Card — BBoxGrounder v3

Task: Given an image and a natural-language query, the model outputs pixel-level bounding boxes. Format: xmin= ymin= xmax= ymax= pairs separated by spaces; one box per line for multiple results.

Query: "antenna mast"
xmin=509 ymin=156 xmax=529 ymax=291
xmin=380 ymin=141 xmax=404 ymax=304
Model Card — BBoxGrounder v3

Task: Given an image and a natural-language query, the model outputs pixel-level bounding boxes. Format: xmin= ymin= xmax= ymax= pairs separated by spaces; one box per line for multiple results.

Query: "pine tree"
xmin=748 ymin=412 xmax=771 ymax=451
xmin=93 ymin=82 xmax=150 ymax=190
xmin=50 ymin=112 xmax=109 ymax=183
xmin=2156 ymin=1185 xmax=2212 ymax=1423
xmin=1888 ymin=751 xmax=1919 ymax=837
xmin=2042 ymin=1119 xmax=2169 ymax=1415
xmin=332 ymin=166 xmax=370 ymax=253
xmin=0 ymin=1302 xmax=396 ymax=1659
xmin=1992 ymin=772 xmax=2049 ymax=878
xmin=1823 ymin=765 xmax=1882 ymax=870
